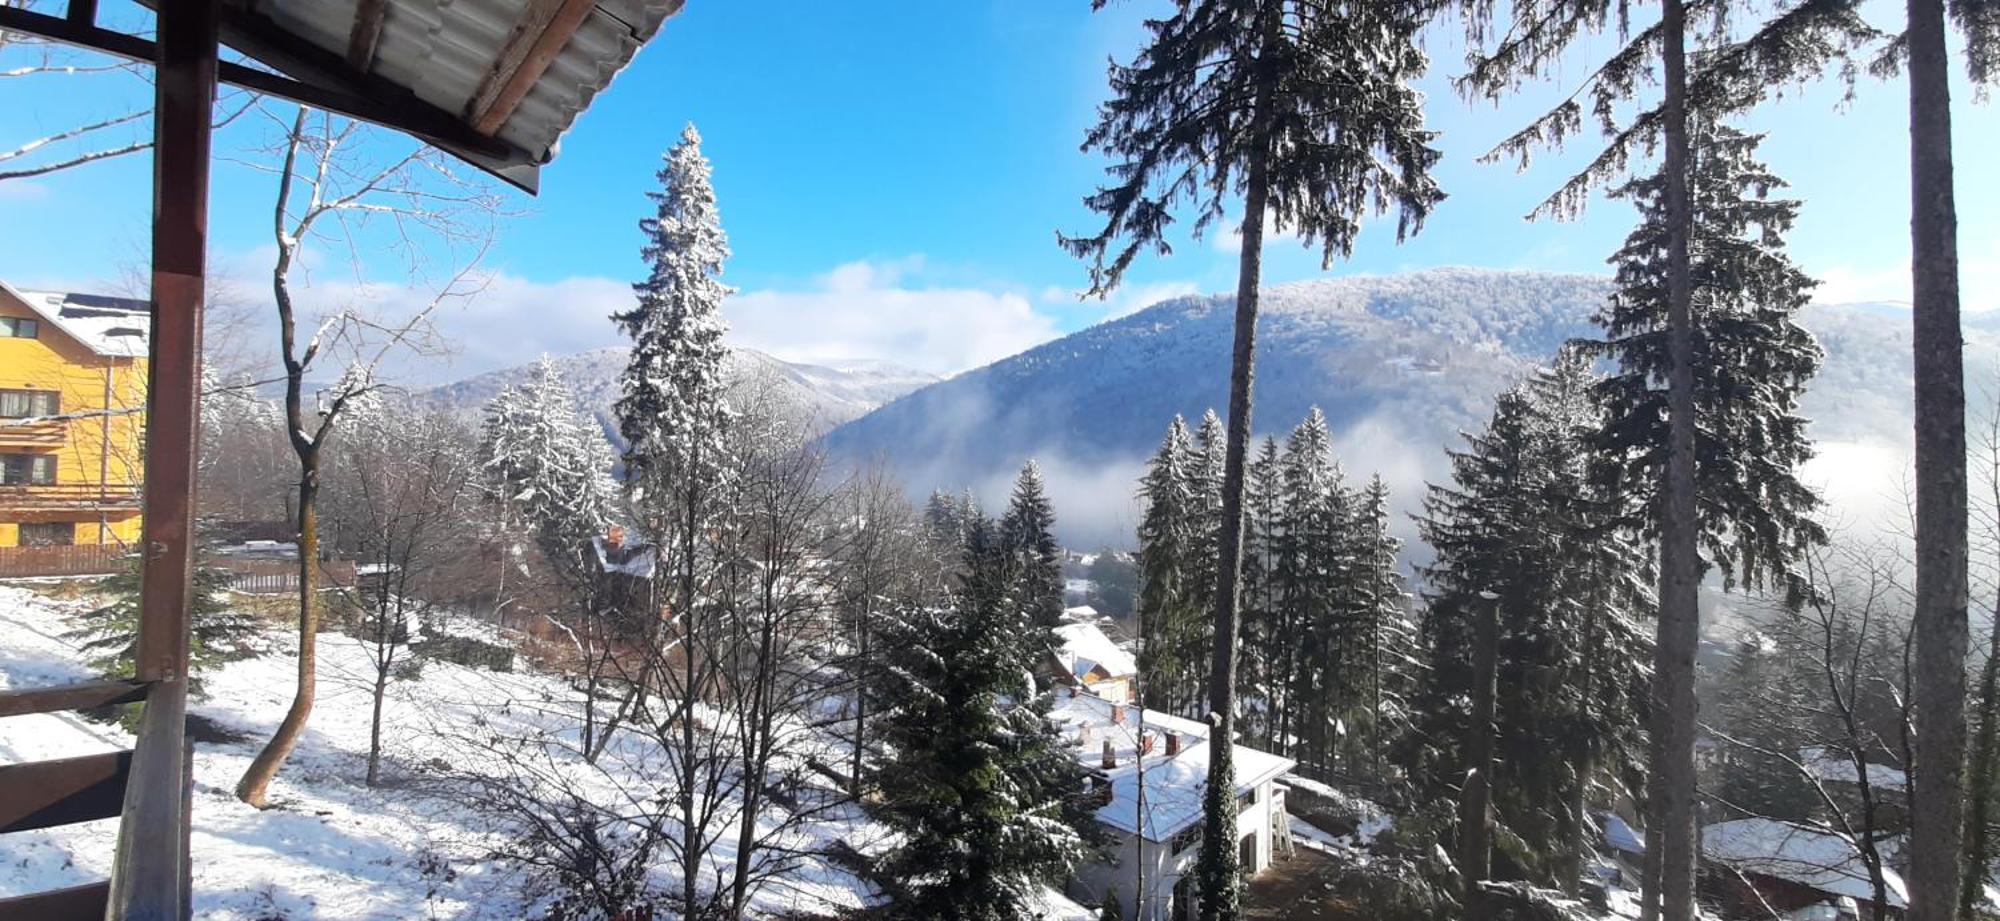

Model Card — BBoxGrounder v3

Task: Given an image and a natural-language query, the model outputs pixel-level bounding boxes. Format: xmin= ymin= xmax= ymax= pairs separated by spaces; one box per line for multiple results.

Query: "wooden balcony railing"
xmin=0 ymin=544 xmax=127 ymax=578
xmin=0 ymin=419 xmax=66 ymax=450
xmin=0 ymin=483 xmax=142 ymax=513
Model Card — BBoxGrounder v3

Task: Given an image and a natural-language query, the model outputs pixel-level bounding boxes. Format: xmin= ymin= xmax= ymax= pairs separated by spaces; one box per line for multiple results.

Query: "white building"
xmin=1048 ymin=621 xmax=1139 ymax=704
xmin=1049 ymin=691 xmax=1296 ymax=921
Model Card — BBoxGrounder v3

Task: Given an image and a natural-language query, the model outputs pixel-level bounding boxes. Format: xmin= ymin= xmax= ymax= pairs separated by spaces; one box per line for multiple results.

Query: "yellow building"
xmin=0 ymin=281 xmax=148 ymax=548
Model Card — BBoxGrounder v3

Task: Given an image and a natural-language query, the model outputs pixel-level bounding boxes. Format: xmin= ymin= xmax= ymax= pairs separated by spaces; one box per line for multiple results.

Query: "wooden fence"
xmin=0 ymin=543 xmax=127 ymax=578
xmin=209 ymin=558 xmax=355 ymax=595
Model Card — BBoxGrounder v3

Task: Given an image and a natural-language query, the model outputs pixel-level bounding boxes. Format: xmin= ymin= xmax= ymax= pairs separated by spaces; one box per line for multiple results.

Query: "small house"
xmin=1701 ymin=818 xmax=1908 ymax=920
xmin=1048 ymin=621 xmax=1139 ymax=704
xmin=1051 ymin=691 xmax=1296 ymax=921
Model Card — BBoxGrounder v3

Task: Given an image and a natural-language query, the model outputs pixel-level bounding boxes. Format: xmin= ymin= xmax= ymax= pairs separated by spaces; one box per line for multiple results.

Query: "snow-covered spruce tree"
xmin=1349 ymin=474 xmax=1416 ymax=783
xmin=480 ymin=357 xmax=618 ymax=579
xmin=1456 ymin=0 xmax=1877 ymax=910
xmin=1184 ymin=409 xmax=1227 ymax=637
xmin=611 ymin=122 xmax=735 ymax=919
xmin=872 ymin=517 xmax=1093 ymax=921
xmin=1134 ymin=417 xmax=1202 ymax=715
xmin=1000 ymin=460 xmax=1066 ymax=633
xmin=1409 ymin=352 xmax=1652 ymax=891
xmin=1273 ymin=408 xmax=1352 ymax=778
xmin=1237 ymin=435 xmax=1285 ymax=749
xmin=1582 ymin=118 xmax=1824 ymax=598
xmin=1064 ymin=0 xmax=1443 ymax=910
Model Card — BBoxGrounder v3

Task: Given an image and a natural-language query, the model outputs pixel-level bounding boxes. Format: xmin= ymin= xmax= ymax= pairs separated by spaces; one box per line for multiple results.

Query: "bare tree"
xmin=323 ymin=400 xmax=478 ymax=786
xmin=235 ymin=104 xmax=498 ymax=808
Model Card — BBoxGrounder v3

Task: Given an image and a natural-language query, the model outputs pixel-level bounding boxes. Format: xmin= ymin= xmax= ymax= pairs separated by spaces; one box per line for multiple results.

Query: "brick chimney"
xmin=1101 ymin=739 xmax=1116 ymax=769
xmin=1139 ymin=732 xmax=1156 ymax=756
xmin=1164 ymin=732 xmax=1181 ymax=757
xmin=605 ymin=525 xmax=625 ymax=549
xmin=1079 ymin=723 xmax=1092 ymax=746
xmin=1111 ymin=703 xmax=1126 ymax=725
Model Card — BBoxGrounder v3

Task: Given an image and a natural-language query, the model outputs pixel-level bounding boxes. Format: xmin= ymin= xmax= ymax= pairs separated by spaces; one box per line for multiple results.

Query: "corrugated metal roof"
xmin=252 ymin=0 xmax=680 ymax=165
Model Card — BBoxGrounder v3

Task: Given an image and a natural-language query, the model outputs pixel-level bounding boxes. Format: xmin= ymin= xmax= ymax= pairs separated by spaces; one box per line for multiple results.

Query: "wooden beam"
xmin=0 ymin=751 xmax=132 ymax=833
xmin=107 ymin=678 xmax=190 ymax=919
xmin=0 ymin=679 xmax=149 ymax=718
xmin=67 ymin=0 xmax=98 ymax=27
xmin=0 ymin=4 xmax=543 ymax=194
xmin=0 ymin=880 xmax=110 ymax=921
xmin=344 ymin=0 xmax=388 ymax=72
xmin=464 ymin=0 xmax=594 ymax=137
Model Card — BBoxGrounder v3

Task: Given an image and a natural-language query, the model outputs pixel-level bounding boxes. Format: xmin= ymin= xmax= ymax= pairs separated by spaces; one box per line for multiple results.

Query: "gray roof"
xmin=252 ymin=0 xmax=680 ymax=170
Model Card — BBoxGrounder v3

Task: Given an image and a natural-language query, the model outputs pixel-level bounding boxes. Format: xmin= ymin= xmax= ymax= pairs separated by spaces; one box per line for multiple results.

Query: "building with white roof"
xmin=1049 ymin=690 xmax=1296 ymax=921
xmin=1048 ymin=621 xmax=1139 ymax=704
xmin=1702 ymin=818 xmax=1907 ymax=919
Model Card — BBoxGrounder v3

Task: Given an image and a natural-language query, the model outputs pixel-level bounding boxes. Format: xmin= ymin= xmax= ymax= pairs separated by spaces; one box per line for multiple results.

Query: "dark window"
xmin=18 ymin=522 xmax=75 ymax=547
xmin=0 ymin=389 xmax=59 ymax=418
xmin=0 ymin=317 xmax=38 ymax=338
xmin=1170 ymin=824 xmax=1201 ymax=855
xmin=0 ymin=454 xmax=56 ymax=485
xmin=1239 ymin=786 xmax=1258 ymax=808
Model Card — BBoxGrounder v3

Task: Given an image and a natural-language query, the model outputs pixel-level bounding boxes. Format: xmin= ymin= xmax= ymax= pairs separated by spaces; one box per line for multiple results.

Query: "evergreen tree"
xmin=70 ymin=557 xmax=258 ymax=699
xmin=1237 ymin=436 xmax=1285 ymax=748
xmin=1065 ymin=0 xmax=1443 ymax=912
xmin=1134 ymin=417 xmax=1205 ymax=715
xmin=479 ymin=357 xmax=617 ymax=578
xmin=615 ymin=122 xmax=733 ymax=520
xmin=1348 ymin=474 xmax=1415 ymax=781
xmin=1584 ymin=119 xmax=1824 ymax=597
xmin=1711 ymin=631 xmax=1819 ymax=822
xmin=1410 ymin=352 xmax=1653 ymax=889
xmin=1274 ymin=408 xmax=1350 ymax=777
xmin=999 ymin=460 xmax=1066 ymax=633
xmin=873 ymin=517 xmax=1093 ymax=920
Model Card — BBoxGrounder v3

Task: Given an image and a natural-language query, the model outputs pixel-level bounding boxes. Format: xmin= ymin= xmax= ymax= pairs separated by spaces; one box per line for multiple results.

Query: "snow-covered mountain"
xmin=423 ymin=346 xmax=939 ymax=437
xmin=821 ymin=267 xmax=1998 ymax=547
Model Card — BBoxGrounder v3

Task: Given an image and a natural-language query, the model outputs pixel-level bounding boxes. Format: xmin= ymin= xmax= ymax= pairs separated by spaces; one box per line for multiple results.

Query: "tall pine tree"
xmin=1000 ymin=460 xmax=1066 ymax=633
xmin=1066 ymin=0 xmax=1442 ymax=912
xmin=873 ymin=517 xmax=1093 ymax=921
xmin=1135 ymin=417 xmax=1206 ymax=715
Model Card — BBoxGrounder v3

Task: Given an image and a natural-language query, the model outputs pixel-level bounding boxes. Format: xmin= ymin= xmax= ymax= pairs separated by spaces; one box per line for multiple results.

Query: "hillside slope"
xmin=823 ymin=267 xmax=1996 ymax=545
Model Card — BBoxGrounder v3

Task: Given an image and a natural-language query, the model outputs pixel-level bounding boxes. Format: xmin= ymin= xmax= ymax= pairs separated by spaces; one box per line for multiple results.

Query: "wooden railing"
xmin=0 ymin=483 xmax=143 ymax=513
xmin=0 ymin=543 xmax=128 ymax=578
xmin=0 ymin=676 xmax=187 ymax=920
xmin=0 ymin=419 xmax=66 ymax=449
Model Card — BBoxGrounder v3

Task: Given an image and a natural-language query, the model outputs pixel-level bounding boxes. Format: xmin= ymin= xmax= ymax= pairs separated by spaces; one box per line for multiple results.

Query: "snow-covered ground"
xmin=0 ymin=581 xmax=903 ymax=919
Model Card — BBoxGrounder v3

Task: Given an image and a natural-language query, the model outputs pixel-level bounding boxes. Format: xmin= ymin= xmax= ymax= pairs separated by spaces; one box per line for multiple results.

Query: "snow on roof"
xmin=1602 ymin=813 xmax=1645 ymax=856
xmin=1062 ymin=604 xmax=1099 ymax=621
xmin=1702 ymin=818 xmax=1908 ymax=908
xmin=1049 ymin=692 xmax=1294 ymax=842
xmin=1054 ymin=622 xmax=1137 ymax=682
xmin=1025 ymin=883 xmax=1097 ymax=921
xmin=2 ymin=282 xmax=151 ymax=358
xmin=1798 ymin=747 xmax=1908 ymax=791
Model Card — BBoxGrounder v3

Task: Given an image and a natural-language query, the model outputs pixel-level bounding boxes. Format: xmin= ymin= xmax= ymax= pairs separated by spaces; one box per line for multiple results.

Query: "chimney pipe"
xmin=1101 ymin=739 xmax=1116 ymax=770
xmin=1165 ymin=732 xmax=1181 ymax=757
xmin=1111 ymin=704 xmax=1126 ymax=725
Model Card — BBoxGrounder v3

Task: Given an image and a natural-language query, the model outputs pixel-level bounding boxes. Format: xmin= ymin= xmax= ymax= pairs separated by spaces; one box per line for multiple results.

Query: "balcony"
xmin=0 ymin=483 xmax=142 ymax=514
xmin=0 ymin=419 xmax=67 ymax=450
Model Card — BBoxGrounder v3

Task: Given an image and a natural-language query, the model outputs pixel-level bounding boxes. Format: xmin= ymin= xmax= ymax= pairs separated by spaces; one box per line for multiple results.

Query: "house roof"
xmin=1702 ymin=818 xmax=1909 ymax=908
xmin=1049 ymin=692 xmax=1294 ymax=843
xmin=1 ymin=0 xmax=682 ymax=193
xmin=1798 ymin=747 xmax=1908 ymax=791
xmin=1053 ymin=622 xmax=1137 ymax=682
xmin=249 ymin=0 xmax=677 ymax=175
xmin=2 ymin=282 xmax=151 ymax=358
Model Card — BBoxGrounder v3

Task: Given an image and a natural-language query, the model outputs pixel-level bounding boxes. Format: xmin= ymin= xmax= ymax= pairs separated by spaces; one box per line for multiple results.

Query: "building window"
xmin=0 ymin=317 xmax=39 ymax=338
xmin=0 ymin=453 xmax=56 ymax=485
xmin=18 ymin=522 xmax=75 ymax=547
xmin=1170 ymin=824 xmax=1201 ymax=855
xmin=1239 ymin=786 xmax=1259 ymax=808
xmin=0 ymin=389 xmax=59 ymax=418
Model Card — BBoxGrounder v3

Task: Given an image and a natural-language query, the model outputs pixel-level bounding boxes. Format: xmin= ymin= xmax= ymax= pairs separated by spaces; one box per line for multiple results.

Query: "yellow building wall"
xmin=0 ymin=294 xmax=147 ymax=548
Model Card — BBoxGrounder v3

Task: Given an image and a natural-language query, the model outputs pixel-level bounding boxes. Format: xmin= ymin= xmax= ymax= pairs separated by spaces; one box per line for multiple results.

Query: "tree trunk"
xmin=1647 ymin=0 xmax=1703 ymax=917
xmin=1197 ymin=83 xmax=1270 ymax=921
xmin=1460 ymin=594 xmax=1499 ymax=921
xmin=1906 ymin=0 xmax=1971 ymax=912
xmin=236 ymin=459 xmax=320 ymax=807
xmin=1961 ymin=604 xmax=2000 ymax=917
xmin=367 ymin=659 xmax=388 ymax=786
xmin=852 ymin=593 xmax=870 ymax=797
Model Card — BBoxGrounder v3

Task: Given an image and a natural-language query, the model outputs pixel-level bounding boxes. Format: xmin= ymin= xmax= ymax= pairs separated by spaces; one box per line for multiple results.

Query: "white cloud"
xmin=724 ymin=258 xmax=1061 ymax=375
xmin=1809 ymin=234 xmax=1999 ymax=313
xmin=1045 ymin=278 xmax=1205 ymax=319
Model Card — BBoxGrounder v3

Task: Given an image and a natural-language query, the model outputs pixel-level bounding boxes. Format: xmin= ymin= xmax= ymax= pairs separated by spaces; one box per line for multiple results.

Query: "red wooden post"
xmin=134 ymin=0 xmax=218 ymax=685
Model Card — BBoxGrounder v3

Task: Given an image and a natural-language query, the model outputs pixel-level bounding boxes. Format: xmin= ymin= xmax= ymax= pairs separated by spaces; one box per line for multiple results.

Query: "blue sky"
xmin=1 ymin=0 xmax=1995 ymax=382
